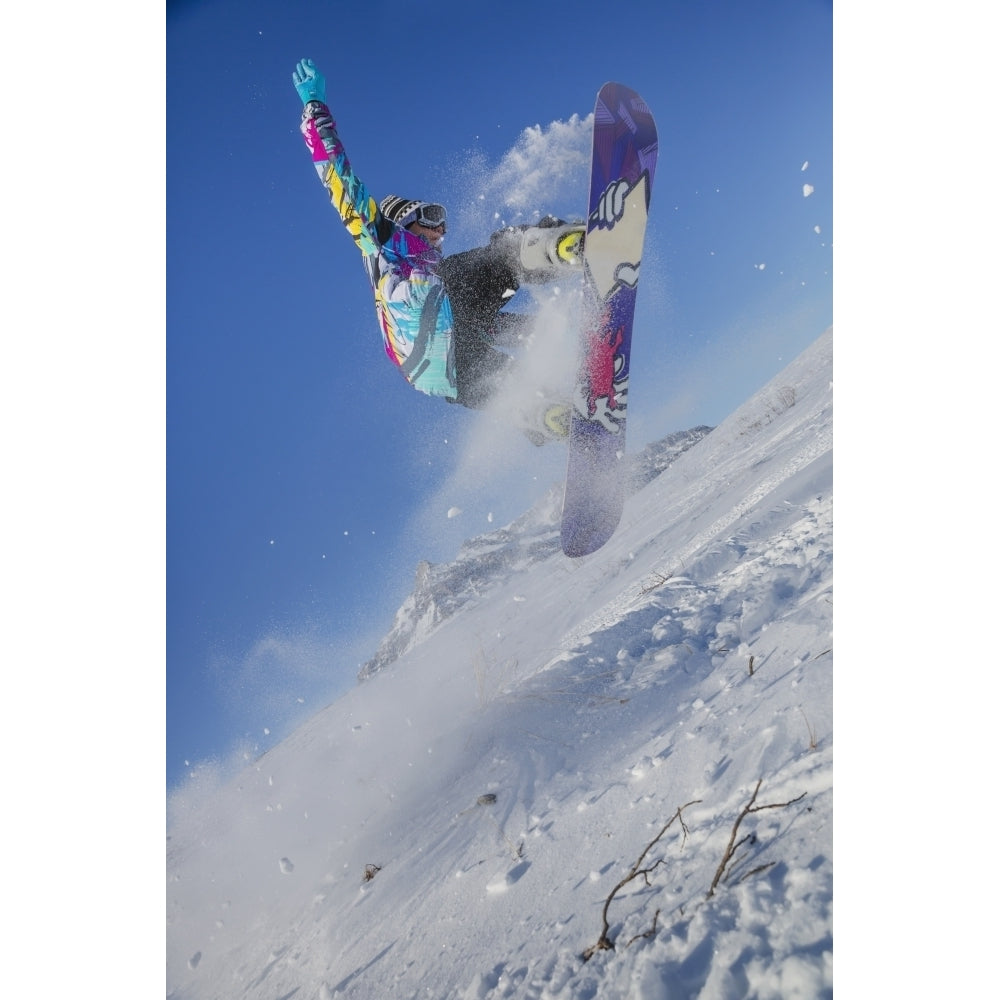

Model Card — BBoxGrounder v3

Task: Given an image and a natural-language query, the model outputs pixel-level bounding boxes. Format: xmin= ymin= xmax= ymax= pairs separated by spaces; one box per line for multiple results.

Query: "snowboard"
xmin=561 ymin=82 xmax=658 ymax=558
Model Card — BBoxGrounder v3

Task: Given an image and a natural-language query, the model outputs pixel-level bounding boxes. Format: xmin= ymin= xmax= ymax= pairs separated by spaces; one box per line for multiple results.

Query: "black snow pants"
xmin=438 ymin=238 xmax=531 ymax=410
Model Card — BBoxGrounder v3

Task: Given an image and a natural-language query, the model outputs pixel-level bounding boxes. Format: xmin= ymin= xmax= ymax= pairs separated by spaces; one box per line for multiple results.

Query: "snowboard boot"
xmin=518 ymin=400 xmax=572 ymax=447
xmin=519 ymin=222 xmax=585 ymax=281
xmin=490 ymin=218 xmax=586 ymax=285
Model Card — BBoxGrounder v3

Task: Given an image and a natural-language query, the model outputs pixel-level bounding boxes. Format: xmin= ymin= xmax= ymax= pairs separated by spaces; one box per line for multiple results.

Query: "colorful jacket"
xmin=299 ymin=101 xmax=457 ymax=399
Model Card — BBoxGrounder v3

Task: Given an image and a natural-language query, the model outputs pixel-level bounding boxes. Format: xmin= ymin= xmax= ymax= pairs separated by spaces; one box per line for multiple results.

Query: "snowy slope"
xmin=359 ymin=426 xmax=714 ymax=681
xmin=166 ymin=328 xmax=833 ymax=1000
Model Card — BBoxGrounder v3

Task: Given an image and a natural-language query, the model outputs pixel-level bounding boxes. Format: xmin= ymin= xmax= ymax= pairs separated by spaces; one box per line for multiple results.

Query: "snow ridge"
xmin=359 ymin=427 xmax=713 ymax=680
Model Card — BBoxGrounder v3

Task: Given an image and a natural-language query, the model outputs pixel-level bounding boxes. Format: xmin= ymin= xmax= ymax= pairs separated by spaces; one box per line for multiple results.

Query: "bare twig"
xmin=624 ymin=908 xmax=661 ymax=948
xmin=738 ymin=862 xmax=777 ymax=884
xmin=799 ymin=708 xmax=818 ymax=751
xmin=748 ymin=655 xmax=755 ymax=676
xmin=707 ymin=779 xmax=806 ymax=898
xmin=582 ymin=800 xmax=699 ymax=961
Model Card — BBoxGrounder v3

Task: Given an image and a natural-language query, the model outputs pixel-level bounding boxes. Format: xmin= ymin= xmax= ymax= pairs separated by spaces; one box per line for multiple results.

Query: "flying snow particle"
xmin=801 ymin=160 xmax=809 ymax=171
xmin=447 ymin=507 xmax=462 ymax=519
xmin=814 ymin=225 xmax=821 ymax=234
xmin=279 ymin=857 xmax=295 ymax=874
xmin=755 ymin=263 xmax=767 ymax=271
xmin=803 ymin=184 xmax=815 ymax=198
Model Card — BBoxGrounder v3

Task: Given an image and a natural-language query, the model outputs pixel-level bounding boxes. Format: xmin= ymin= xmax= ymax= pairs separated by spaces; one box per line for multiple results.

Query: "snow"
xmin=166 ymin=329 xmax=833 ymax=998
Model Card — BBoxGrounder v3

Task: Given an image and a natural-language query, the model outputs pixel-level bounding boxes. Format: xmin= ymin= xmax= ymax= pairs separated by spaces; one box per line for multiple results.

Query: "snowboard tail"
xmin=561 ymin=83 xmax=658 ymax=558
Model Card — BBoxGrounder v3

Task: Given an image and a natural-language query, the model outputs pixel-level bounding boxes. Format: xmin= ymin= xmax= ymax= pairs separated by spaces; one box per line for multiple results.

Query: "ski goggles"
xmin=412 ymin=203 xmax=447 ymax=230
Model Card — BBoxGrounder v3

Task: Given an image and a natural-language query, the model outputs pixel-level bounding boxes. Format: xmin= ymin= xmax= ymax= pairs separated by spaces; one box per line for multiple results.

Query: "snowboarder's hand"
xmin=293 ymin=58 xmax=326 ymax=105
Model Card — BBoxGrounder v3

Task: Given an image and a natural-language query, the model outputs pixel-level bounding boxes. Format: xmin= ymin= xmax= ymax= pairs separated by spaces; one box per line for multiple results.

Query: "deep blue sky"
xmin=167 ymin=0 xmax=832 ymax=787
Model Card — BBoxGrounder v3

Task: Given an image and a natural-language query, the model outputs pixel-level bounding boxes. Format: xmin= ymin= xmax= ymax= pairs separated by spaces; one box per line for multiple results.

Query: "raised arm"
xmin=292 ymin=58 xmax=381 ymax=255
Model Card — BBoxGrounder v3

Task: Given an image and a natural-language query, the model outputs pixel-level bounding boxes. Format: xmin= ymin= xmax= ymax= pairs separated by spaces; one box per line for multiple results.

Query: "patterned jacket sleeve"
xmin=299 ymin=100 xmax=389 ymax=257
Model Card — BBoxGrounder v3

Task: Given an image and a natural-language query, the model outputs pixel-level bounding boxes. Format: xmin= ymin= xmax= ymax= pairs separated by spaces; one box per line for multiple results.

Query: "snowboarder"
xmin=292 ymin=58 xmax=583 ymax=445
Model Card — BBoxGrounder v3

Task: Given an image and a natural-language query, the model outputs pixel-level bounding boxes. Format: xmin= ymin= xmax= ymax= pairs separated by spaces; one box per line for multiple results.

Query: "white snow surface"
xmin=167 ymin=329 xmax=833 ymax=999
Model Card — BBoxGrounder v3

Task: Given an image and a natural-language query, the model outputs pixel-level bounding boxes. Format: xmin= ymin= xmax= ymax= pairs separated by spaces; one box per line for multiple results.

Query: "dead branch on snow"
xmin=582 ymin=800 xmax=700 ymax=961
xmin=706 ymin=779 xmax=806 ymax=898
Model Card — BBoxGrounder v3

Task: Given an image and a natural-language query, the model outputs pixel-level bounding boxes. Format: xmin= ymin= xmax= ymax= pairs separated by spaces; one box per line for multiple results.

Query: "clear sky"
xmin=167 ymin=0 xmax=832 ymax=788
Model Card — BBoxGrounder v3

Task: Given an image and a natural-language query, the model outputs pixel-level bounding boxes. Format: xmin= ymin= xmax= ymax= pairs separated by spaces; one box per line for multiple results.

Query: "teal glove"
xmin=292 ymin=58 xmax=326 ymax=104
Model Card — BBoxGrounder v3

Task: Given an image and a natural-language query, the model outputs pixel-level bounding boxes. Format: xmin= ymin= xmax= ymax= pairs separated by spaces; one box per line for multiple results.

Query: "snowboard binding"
xmin=490 ymin=217 xmax=586 ymax=285
xmin=518 ymin=400 xmax=572 ymax=447
xmin=518 ymin=218 xmax=585 ymax=282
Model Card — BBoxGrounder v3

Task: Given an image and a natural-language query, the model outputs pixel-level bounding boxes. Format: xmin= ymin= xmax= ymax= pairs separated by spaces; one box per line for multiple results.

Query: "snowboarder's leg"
xmin=440 ymin=221 xmax=585 ymax=322
xmin=439 ymin=244 xmax=522 ymax=339
xmin=450 ymin=329 xmax=515 ymax=410
xmin=439 ymin=244 xmax=521 ymax=410
xmin=490 ymin=311 xmax=535 ymax=348
xmin=439 ymin=236 xmax=573 ymax=443
xmin=449 ymin=343 xmax=571 ymax=446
